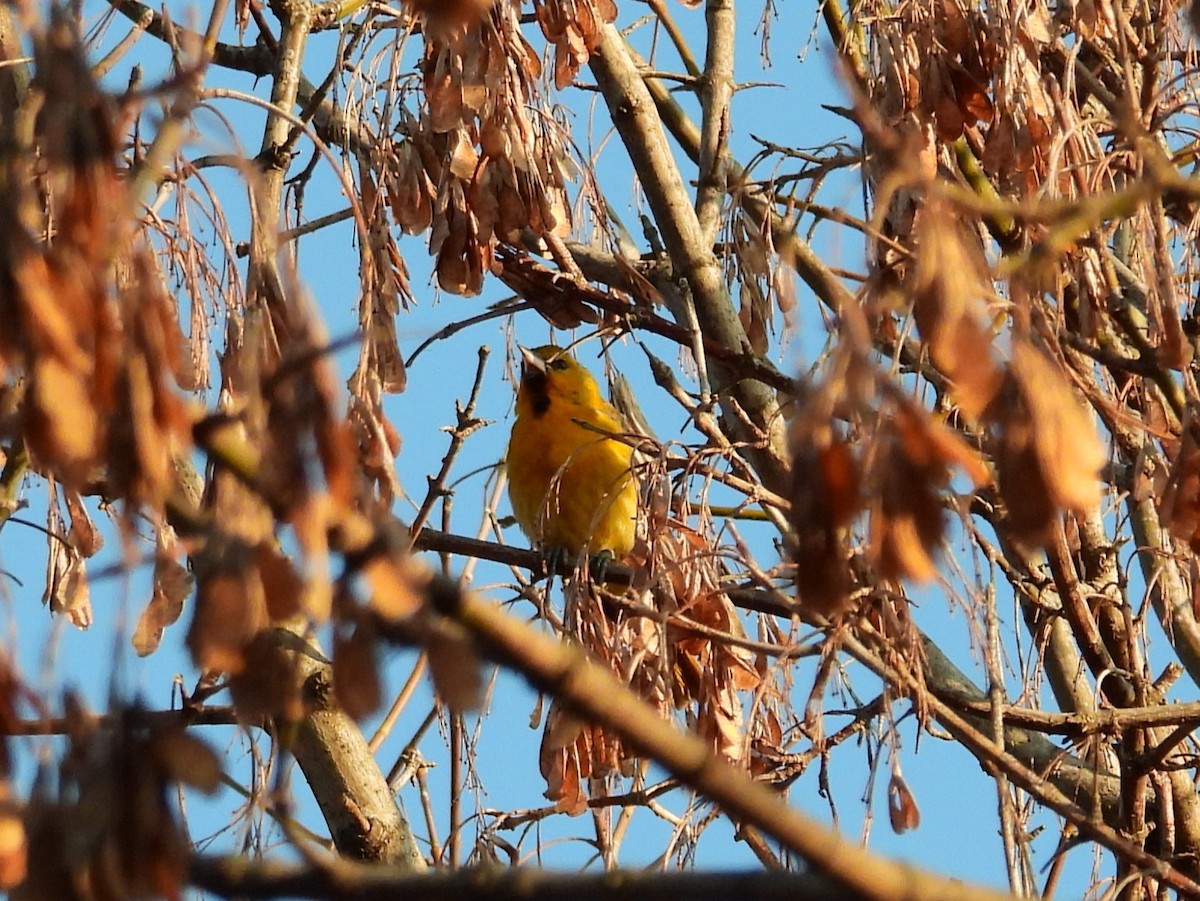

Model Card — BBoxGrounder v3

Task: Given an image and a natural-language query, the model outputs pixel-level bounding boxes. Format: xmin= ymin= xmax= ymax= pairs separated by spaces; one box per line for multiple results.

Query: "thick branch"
xmin=589 ymin=24 xmax=790 ymax=497
xmin=846 ymin=633 xmax=1200 ymax=894
xmin=423 ymin=586 xmax=1019 ymax=901
xmin=286 ymin=639 xmax=427 ymax=868
xmin=695 ymin=0 xmax=734 ymax=244
xmin=189 ymin=858 xmax=851 ymax=901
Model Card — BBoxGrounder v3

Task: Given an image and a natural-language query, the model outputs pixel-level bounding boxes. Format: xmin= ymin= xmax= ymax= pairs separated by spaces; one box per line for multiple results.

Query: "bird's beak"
xmin=519 ymin=345 xmax=546 ymax=374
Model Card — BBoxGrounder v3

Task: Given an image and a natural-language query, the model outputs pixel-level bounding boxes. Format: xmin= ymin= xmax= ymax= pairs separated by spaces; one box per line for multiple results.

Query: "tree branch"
xmin=413 ymin=583 xmax=1020 ymax=901
xmin=189 ymin=857 xmax=859 ymax=901
xmin=589 ymin=24 xmax=791 ymax=497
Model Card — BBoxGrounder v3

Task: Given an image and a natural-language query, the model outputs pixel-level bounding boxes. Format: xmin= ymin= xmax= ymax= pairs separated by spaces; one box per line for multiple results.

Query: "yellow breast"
xmin=507 ymin=369 xmax=637 ymax=558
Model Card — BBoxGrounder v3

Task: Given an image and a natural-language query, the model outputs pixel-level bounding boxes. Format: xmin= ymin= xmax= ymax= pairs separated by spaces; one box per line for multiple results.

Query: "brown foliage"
xmin=395 ymin=0 xmax=579 ymax=296
xmin=0 ymin=18 xmax=190 ymax=506
xmin=985 ymin=341 xmax=1105 ymax=543
xmin=870 ymin=396 xmax=988 ymax=583
xmin=6 ymin=0 xmax=1200 ymax=890
xmin=910 ymin=202 xmax=1003 ymax=421
xmin=789 ymin=391 xmax=860 ymax=618
xmin=539 ymin=490 xmax=765 ymax=809
xmin=132 ymin=530 xmax=193 ymax=657
xmin=14 ymin=699 xmax=218 ymax=901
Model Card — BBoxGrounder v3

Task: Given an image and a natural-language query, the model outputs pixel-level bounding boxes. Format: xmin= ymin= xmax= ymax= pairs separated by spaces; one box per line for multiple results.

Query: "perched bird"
xmin=510 ymin=347 xmax=759 ymax=802
xmin=506 ymin=345 xmax=638 ymax=560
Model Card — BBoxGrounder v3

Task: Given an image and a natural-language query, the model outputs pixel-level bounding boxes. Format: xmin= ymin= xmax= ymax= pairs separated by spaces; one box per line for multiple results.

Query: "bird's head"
xmin=516 ymin=345 xmax=603 ymax=417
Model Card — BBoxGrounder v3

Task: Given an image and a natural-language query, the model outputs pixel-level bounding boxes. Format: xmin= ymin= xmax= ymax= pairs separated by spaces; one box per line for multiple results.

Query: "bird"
xmin=508 ymin=347 xmax=760 ymax=796
xmin=506 ymin=345 xmax=638 ymax=562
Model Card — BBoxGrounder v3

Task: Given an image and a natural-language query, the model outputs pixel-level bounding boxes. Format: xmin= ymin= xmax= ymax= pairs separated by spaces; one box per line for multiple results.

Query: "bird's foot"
xmin=538 ymin=545 xmax=568 ymax=591
xmin=588 ymin=549 xmax=615 ymax=584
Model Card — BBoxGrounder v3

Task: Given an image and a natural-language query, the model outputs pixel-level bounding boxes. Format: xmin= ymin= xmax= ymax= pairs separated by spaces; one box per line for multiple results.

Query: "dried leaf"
xmin=739 ymin=279 xmax=770 ymax=357
xmin=447 ymin=129 xmax=480 ymax=179
xmin=1160 ymin=427 xmax=1200 ymax=550
xmin=540 ymin=735 xmax=590 ymax=815
xmin=26 ymin=357 xmax=98 ymax=485
xmin=359 ymin=166 xmax=411 ymax=396
xmin=255 ymin=542 xmax=304 ymax=622
xmin=15 ymin=683 xmax=196 ymax=901
xmin=872 ymin=398 xmax=990 ymax=582
xmin=947 ymin=60 xmax=994 ymax=125
xmin=1157 ymin=303 xmax=1192 ymax=371
xmin=493 ymin=246 xmax=601 ymax=328
xmin=187 ymin=540 xmax=268 ymax=673
xmin=227 ymin=632 xmax=305 ymax=723
xmin=773 ymin=263 xmax=798 ymax=332
xmin=119 ymin=356 xmax=169 ymax=503
xmin=426 ymin=621 xmax=482 ymax=711
xmin=1009 ymin=341 xmax=1103 ymax=512
xmin=927 ymin=63 xmax=967 ymax=142
xmin=333 ymin=622 xmax=382 ymax=720
xmin=541 ymin=701 xmax=585 ymax=751
xmin=894 ymin=401 xmax=991 ymax=488
xmin=0 ymin=803 xmax=25 ymax=890
xmin=659 ymin=521 xmax=760 ymax=737
xmin=365 ymin=554 xmax=429 ymax=621
xmin=148 ymin=730 xmax=222 ymax=794
xmin=290 ymin=494 xmax=337 ymax=622
xmin=64 ymin=491 xmax=102 ymax=557
xmin=939 ymin=0 xmax=971 ymax=56
xmin=133 ymin=544 xmax=193 ymax=657
xmin=990 ymin=343 xmax=1105 ymax=543
xmin=387 ymin=141 xmax=435 ymax=236
xmin=912 ymin=202 xmax=1004 ymax=420
xmin=403 ymin=0 xmax=496 ymax=39
xmin=349 ymin=370 xmax=403 ymax=504
xmin=43 ymin=538 xmax=91 ymax=630
xmin=888 ymin=771 xmax=921 ymax=833
xmin=993 ymin=408 xmax=1055 ymax=541
xmin=790 ymin=416 xmax=859 ymax=617
xmin=535 ymin=0 xmax=613 ymax=87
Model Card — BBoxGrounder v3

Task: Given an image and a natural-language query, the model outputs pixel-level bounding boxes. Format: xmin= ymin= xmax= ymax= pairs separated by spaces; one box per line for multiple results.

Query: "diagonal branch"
xmin=589 ymin=23 xmax=790 ymax=497
xmin=421 ymin=583 xmax=1020 ymax=901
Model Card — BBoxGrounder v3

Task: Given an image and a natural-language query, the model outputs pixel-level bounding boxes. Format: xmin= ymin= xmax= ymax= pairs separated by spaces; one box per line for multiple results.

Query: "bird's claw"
xmin=539 ymin=545 xmax=568 ymax=590
xmin=588 ymin=549 xmax=615 ymax=584
xmin=538 ymin=546 xmax=617 ymax=590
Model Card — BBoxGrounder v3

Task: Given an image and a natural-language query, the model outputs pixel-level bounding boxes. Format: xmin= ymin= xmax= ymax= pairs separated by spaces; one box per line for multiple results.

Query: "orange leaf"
xmin=333 ymin=623 xmax=382 ymax=720
xmin=27 ymin=356 xmax=98 ymax=484
xmin=187 ymin=564 xmax=267 ymax=674
xmin=1010 ymin=341 xmax=1104 ymax=512
xmin=888 ymin=772 xmax=921 ymax=833
xmin=255 ymin=543 xmax=305 ymax=622
xmin=64 ymin=491 xmax=103 ymax=557
xmin=426 ymin=622 xmax=482 ymax=711
xmin=43 ymin=541 xmax=91 ymax=630
xmin=133 ymin=550 xmax=193 ymax=657
xmin=365 ymin=555 xmax=428 ymax=621
xmin=0 ymin=809 xmax=25 ymax=890
xmin=912 ymin=203 xmax=1004 ymax=420
xmin=149 ymin=730 xmax=222 ymax=794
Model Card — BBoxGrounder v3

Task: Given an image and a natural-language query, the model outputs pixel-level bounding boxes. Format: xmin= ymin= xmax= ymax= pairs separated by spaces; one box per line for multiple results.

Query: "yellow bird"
xmin=506 ymin=345 xmax=638 ymax=560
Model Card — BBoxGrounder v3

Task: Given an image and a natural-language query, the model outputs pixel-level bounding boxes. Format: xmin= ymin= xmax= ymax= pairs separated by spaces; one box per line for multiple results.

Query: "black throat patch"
xmin=524 ymin=370 xmax=551 ymax=417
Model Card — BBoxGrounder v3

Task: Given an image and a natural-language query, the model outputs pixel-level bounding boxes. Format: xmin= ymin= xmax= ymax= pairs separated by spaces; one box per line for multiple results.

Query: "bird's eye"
xmin=550 ymin=359 xmax=569 ymax=370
